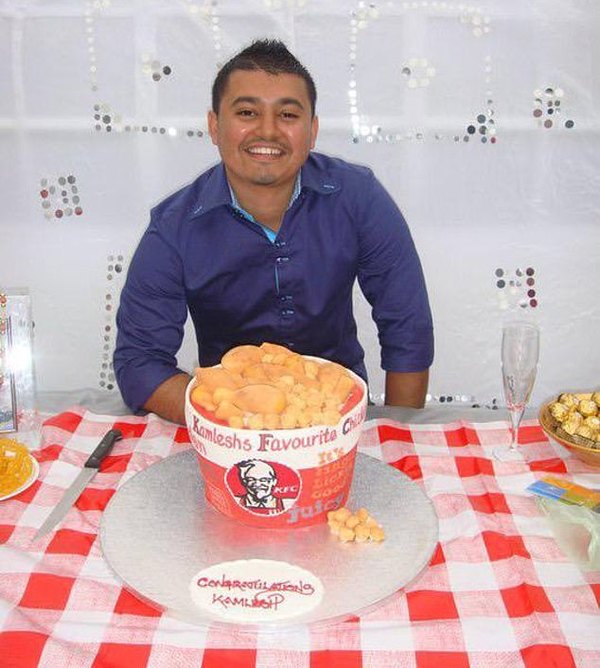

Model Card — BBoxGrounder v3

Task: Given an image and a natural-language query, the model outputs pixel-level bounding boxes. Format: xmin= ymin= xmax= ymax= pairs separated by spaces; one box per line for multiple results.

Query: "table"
xmin=1 ymin=402 xmax=598 ymax=667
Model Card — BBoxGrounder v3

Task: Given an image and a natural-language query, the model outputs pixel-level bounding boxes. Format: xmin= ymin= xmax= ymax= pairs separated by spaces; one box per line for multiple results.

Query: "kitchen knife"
xmin=34 ymin=428 xmax=122 ymax=539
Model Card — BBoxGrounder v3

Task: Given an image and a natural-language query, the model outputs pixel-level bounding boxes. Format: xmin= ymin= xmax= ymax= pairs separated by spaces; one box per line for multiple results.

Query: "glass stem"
xmin=508 ymin=407 xmax=524 ymax=451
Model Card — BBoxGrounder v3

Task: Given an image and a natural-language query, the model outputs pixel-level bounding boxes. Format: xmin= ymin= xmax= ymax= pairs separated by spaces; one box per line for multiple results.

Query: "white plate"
xmin=0 ymin=455 xmax=39 ymax=501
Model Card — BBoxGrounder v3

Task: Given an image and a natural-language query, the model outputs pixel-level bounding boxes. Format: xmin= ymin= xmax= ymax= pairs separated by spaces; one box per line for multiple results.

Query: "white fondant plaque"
xmin=189 ymin=559 xmax=324 ymax=623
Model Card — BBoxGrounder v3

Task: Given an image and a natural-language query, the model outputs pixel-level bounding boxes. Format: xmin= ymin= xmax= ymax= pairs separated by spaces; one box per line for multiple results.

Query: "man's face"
xmin=208 ymin=69 xmax=318 ymax=192
xmin=243 ymin=466 xmax=276 ymax=501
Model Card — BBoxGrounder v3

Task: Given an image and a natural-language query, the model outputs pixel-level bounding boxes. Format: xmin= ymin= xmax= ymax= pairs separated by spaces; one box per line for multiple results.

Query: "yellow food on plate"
xmin=0 ymin=438 xmax=34 ymax=497
xmin=327 ymin=506 xmax=385 ymax=543
xmin=191 ymin=342 xmax=359 ymax=430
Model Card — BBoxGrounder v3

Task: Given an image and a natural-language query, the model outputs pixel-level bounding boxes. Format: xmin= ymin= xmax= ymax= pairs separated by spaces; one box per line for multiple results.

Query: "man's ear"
xmin=207 ymin=110 xmax=219 ymax=146
xmin=310 ymin=115 xmax=319 ymax=149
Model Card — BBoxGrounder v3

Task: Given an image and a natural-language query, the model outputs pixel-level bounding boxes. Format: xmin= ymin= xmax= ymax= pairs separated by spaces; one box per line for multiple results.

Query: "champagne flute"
xmin=493 ymin=321 xmax=540 ymax=462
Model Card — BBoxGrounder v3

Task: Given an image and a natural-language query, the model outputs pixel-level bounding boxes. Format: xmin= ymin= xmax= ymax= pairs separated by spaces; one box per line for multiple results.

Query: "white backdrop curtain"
xmin=1 ymin=0 xmax=599 ymax=407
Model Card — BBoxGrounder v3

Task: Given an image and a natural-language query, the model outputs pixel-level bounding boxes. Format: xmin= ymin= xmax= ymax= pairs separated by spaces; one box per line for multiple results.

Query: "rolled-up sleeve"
xmin=114 ymin=215 xmax=189 ymax=412
xmin=357 ymin=172 xmax=434 ymax=373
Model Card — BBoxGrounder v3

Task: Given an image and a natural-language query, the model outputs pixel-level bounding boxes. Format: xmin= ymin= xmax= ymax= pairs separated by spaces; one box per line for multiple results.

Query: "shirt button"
xmin=275 ymin=240 xmax=286 ymax=248
xmin=279 ymin=295 xmax=292 ymax=302
xmin=276 ymin=256 xmax=289 ymax=264
xmin=282 ymin=309 xmax=295 ymax=316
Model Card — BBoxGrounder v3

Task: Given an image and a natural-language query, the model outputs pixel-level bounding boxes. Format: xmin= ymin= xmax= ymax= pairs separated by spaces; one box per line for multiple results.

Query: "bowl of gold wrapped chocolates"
xmin=539 ymin=391 xmax=600 ymax=467
xmin=185 ymin=343 xmax=367 ymax=528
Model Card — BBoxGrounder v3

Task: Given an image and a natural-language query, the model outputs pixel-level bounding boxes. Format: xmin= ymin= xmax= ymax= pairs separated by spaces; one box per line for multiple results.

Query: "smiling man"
xmin=207 ymin=66 xmax=318 ymax=232
xmin=114 ymin=39 xmax=434 ymax=424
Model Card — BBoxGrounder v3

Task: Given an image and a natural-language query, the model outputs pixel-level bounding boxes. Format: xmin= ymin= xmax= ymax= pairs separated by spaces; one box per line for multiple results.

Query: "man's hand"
xmin=384 ymin=370 xmax=429 ymax=408
xmin=143 ymin=372 xmax=192 ymax=425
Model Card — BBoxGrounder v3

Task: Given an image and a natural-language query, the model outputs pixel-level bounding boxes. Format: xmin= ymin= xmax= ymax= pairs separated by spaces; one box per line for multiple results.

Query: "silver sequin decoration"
xmin=494 ymin=266 xmax=538 ymax=310
xmin=533 ymin=86 xmax=574 ymax=130
xmin=98 ymin=254 xmax=127 ymax=391
xmin=349 ymin=3 xmax=493 ymax=144
xmin=39 ymin=175 xmax=83 ymax=220
xmin=185 ymin=0 xmax=222 ymax=65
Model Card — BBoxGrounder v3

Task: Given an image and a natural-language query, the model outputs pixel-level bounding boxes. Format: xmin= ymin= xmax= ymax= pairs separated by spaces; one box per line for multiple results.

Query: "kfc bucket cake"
xmin=185 ymin=343 xmax=367 ymax=529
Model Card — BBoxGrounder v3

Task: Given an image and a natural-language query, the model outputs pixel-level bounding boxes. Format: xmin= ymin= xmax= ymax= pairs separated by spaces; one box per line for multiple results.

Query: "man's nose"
xmin=257 ymin=111 xmax=278 ymax=139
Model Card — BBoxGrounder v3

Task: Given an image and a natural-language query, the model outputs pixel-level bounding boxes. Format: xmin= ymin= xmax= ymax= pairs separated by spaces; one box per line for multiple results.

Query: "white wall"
xmin=2 ymin=0 xmax=599 ymax=408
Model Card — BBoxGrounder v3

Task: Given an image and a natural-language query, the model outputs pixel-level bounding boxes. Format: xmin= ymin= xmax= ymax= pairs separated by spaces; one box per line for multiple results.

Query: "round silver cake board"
xmin=100 ymin=450 xmax=438 ymax=630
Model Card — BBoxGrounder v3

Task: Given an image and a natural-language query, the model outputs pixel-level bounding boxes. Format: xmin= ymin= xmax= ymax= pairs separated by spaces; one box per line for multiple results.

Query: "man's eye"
xmin=237 ymin=109 xmax=256 ymax=117
xmin=281 ymin=111 xmax=299 ymax=120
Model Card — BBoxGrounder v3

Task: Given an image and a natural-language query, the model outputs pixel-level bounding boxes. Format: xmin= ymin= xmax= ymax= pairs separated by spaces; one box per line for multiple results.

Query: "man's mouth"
xmin=245 ymin=145 xmax=284 ymax=157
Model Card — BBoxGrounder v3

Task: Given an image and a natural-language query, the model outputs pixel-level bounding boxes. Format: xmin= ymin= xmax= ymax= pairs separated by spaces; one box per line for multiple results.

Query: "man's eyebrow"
xmin=277 ymin=97 xmax=305 ymax=109
xmin=231 ymin=96 xmax=305 ymax=110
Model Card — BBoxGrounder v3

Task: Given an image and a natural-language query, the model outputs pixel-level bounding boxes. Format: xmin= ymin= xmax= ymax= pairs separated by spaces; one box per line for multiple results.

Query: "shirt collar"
xmin=299 ymin=153 xmax=341 ymax=195
xmin=189 ymin=153 xmax=340 ymax=220
xmin=188 ymin=162 xmax=231 ymax=218
xmin=228 ymin=172 xmax=302 ymax=217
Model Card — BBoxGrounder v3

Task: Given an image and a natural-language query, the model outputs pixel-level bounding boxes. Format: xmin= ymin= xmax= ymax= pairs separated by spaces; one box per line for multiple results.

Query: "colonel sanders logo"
xmin=225 ymin=459 xmax=301 ymax=516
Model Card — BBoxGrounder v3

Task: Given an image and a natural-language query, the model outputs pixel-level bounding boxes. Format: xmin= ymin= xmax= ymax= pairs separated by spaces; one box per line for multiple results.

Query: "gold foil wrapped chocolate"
xmin=562 ymin=412 xmax=583 ymax=435
xmin=550 ymin=389 xmax=600 ymax=447
xmin=584 ymin=416 xmax=600 ymax=431
xmin=578 ymin=400 xmax=598 ymax=417
xmin=558 ymin=393 xmax=579 ymax=409
xmin=549 ymin=401 xmax=570 ymax=423
xmin=576 ymin=424 xmax=596 ymax=440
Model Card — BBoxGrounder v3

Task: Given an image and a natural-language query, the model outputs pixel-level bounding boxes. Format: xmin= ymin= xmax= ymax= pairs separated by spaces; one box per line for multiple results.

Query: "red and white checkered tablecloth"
xmin=1 ymin=408 xmax=598 ymax=668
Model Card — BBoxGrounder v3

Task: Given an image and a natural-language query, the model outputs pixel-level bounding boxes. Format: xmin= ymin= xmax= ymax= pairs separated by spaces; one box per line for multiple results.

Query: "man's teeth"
xmin=247 ymin=147 xmax=282 ymax=155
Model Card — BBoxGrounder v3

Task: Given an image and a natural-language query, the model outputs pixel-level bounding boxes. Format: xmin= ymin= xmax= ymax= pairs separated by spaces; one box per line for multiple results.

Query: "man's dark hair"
xmin=212 ymin=39 xmax=317 ymax=116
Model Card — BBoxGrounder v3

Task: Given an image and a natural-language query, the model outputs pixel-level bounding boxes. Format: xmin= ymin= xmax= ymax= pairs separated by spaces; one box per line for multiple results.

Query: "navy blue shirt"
xmin=114 ymin=152 xmax=434 ymax=412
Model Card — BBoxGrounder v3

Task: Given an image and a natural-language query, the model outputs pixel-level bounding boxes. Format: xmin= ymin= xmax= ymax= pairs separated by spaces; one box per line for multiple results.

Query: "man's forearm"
xmin=384 ymin=369 xmax=429 ymax=408
xmin=143 ymin=372 xmax=192 ymax=425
